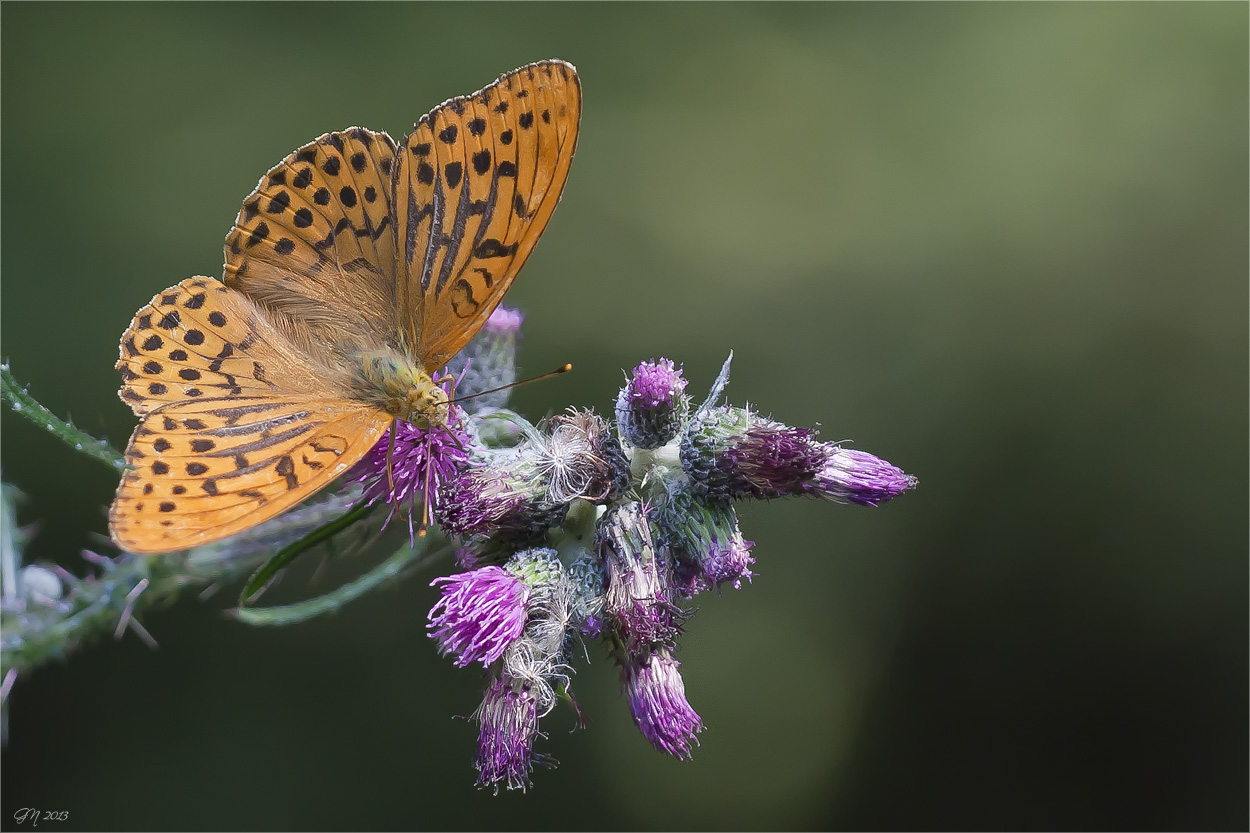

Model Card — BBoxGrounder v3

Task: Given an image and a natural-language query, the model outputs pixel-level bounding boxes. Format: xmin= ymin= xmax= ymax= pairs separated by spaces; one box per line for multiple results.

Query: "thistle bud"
xmin=444 ymin=306 xmax=524 ymax=412
xmin=681 ymin=406 xmax=916 ymax=506
xmin=567 ymin=552 xmax=608 ymax=639
xmin=616 ymin=359 xmax=690 ymax=449
xmin=655 ymin=488 xmax=754 ymax=595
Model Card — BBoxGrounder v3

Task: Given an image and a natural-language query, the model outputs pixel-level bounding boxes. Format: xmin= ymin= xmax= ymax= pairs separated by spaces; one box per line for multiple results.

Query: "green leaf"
xmin=230 ymin=539 xmax=446 ymax=627
xmin=237 ymin=498 xmax=378 ymax=607
xmin=1 ymin=362 xmax=125 ymax=471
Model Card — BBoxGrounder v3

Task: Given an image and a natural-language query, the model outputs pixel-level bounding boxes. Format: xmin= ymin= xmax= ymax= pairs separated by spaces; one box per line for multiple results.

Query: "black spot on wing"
xmin=475 ymin=239 xmax=519 ymax=258
xmin=445 ymin=162 xmax=463 ymax=189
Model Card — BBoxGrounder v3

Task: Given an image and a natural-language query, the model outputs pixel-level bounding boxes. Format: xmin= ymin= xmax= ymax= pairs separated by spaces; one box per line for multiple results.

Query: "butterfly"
xmin=108 ymin=59 xmax=581 ymax=554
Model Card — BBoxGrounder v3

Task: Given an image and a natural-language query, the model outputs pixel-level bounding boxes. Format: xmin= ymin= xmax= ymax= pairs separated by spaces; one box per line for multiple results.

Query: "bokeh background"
xmin=1 ymin=3 xmax=1245 ymax=830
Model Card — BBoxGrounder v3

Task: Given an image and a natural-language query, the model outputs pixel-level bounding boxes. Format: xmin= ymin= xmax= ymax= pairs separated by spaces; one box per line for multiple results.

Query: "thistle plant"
xmin=0 ymin=308 xmax=917 ymax=791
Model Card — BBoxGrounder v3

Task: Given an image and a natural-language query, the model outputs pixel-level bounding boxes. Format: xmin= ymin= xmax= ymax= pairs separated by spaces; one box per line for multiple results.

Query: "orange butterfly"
xmin=109 ymin=60 xmax=581 ymax=554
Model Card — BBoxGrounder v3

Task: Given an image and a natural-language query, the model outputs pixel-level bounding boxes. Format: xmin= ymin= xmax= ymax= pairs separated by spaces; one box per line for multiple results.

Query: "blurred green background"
xmin=2 ymin=2 xmax=1245 ymax=830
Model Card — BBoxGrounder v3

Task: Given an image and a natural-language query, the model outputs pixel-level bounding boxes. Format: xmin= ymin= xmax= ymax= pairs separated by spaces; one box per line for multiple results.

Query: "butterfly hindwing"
xmin=223 ymin=128 xmax=401 ymax=355
xmin=393 ymin=59 xmax=581 ymax=369
xmin=116 ymin=277 xmax=346 ymax=416
xmin=110 ymin=397 xmax=392 ymax=553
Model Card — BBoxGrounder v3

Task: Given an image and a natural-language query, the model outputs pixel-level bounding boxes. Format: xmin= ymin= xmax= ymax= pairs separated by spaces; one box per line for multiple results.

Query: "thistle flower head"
xmin=428 ymin=565 xmax=530 ymax=668
xmin=347 ymin=392 xmax=472 ymax=540
xmin=438 ymin=456 xmax=568 ymax=552
xmin=473 ymin=675 xmax=545 ymax=793
xmin=816 ymin=446 xmax=919 ymax=506
xmin=598 ymin=502 xmax=682 ymax=648
xmin=621 ymin=648 xmax=704 ymax=759
xmin=616 ymin=358 xmax=690 ymax=449
xmin=681 ymin=406 xmax=916 ymax=507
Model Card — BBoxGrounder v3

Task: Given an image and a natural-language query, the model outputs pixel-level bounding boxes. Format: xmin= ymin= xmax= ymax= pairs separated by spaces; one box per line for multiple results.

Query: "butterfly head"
xmin=402 ymin=382 xmax=450 ymax=429
xmin=356 ymin=349 xmax=450 ymax=429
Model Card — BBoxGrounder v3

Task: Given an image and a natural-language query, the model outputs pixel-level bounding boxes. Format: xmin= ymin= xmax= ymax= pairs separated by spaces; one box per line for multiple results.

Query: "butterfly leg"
xmin=418 ymin=458 xmax=433 ymax=539
xmin=386 ymin=420 xmax=398 ymax=494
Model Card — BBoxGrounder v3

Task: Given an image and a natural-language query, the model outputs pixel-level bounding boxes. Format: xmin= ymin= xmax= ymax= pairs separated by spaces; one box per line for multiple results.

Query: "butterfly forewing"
xmin=223 ymin=128 xmax=401 ymax=357
xmin=393 ymin=59 xmax=581 ymax=369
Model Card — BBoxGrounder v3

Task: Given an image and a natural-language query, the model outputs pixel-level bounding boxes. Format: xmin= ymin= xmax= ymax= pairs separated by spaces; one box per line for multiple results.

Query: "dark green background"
xmin=2 ymin=3 xmax=1246 ymax=830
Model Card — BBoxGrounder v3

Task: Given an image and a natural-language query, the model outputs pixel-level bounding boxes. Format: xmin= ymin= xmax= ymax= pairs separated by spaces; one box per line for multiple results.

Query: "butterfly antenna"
xmin=452 ymin=363 xmax=573 ymax=407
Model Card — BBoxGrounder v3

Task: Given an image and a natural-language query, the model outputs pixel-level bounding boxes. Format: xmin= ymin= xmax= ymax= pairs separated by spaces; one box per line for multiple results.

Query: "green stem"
xmin=1 ymin=363 xmax=125 ymax=471
xmin=238 ymin=499 xmax=378 ymax=606
xmin=0 ymin=489 xmax=369 ymax=677
xmin=230 ymin=540 xmax=450 ymax=627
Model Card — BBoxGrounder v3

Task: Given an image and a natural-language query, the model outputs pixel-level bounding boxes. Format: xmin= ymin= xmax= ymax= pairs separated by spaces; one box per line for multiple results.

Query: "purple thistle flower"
xmin=428 ymin=566 xmax=530 ymax=668
xmin=816 ymin=445 xmax=919 ymax=506
xmin=473 ymin=675 xmax=544 ymax=793
xmin=681 ymin=406 xmax=917 ymax=506
xmin=598 ymin=503 xmax=682 ymax=649
xmin=668 ymin=557 xmax=709 ymax=599
xmin=700 ymin=527 xmax=755 ymax=589
xmin=347 ymin=392 xmax=471 ymax=540
xmin=483 ymin=306 xmax=525 ymax=335
xmin=439 ymin=467 xmax=526 ymax=536
xmin=616 ymin=358 xmax=690 ymax=449
xmin=621 ymin=648 xmax=704 ymax=759
xmin=681 ymin=407 xmax=821 ymax=499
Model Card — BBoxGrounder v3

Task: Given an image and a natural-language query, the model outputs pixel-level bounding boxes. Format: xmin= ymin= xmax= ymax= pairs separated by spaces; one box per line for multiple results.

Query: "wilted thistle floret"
xmin=350 ymin=326 xmax=919 ymax=791
xmin=598 ymin=502 xmax=683 ymax=649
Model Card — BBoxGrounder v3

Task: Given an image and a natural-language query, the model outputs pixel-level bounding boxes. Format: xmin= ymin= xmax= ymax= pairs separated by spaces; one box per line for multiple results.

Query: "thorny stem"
xmin=0 ymin=480 xmax=443 ymax=679
xmin=1 ymin=362 xmax=125 ymax=471
xmin=0 ymin=364 xmax=454 ymax=678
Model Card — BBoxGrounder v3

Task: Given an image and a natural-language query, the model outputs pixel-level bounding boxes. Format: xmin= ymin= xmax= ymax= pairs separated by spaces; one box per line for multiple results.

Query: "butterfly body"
xmin=109 ymin=60 xmax=581 ymax=554
xmin=353 ymin=348 xmax=449 ymax=428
